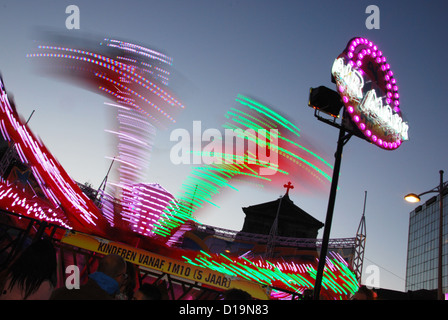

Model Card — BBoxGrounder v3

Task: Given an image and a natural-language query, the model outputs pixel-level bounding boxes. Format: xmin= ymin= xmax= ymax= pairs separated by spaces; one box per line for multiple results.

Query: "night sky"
xmin=1 ymin=0 xmax=447 ymax=292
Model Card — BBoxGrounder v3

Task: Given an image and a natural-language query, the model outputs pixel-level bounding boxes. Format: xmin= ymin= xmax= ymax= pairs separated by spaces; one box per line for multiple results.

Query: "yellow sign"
xmin=61 ymin=230 xmax=269 ymax=300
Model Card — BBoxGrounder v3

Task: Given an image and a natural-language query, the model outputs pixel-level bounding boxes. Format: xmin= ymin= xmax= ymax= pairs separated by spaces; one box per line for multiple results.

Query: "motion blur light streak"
xmin=28 ymin=35 xmax=185 ymax=237
xmin=27 ymin=40 xmax=183 ymax=126
xmin=154 ymin=95 xmax=334 ymax=240
xmin=21 ymin=34 xmax=357 ymax=299
xmin=231 ymin=95 xmax=333 ymax=184
xmin=121 ymin=183 xmax=179 ymax=237
xmin=0 ymin=180 xmax=70 ymax=228
xmin=28 ymin=35 xmax=334 ymax=243
xmin=0 ymin=74 xmax=355 ymax=298
xmin=0 ymin=77 xmax=108 ymax=235
xmin=180 ymin=250 xmax=357 ymax=299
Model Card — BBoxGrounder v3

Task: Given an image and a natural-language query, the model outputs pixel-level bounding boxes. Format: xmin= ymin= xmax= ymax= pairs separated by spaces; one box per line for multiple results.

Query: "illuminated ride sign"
xmin=332 ymin=37 xmax=409 ymax=150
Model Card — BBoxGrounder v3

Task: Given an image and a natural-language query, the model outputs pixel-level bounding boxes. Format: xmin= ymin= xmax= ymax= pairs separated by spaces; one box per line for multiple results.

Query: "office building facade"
xmin=406 ymin=192 xmax=448 ymax=293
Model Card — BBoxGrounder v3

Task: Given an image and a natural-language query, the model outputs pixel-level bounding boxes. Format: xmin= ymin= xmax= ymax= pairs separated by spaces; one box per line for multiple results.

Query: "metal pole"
xmin=267 ymin=196 xmax=283 ymax=259
xmin=439 ymin=170 xmax=444 ymax=300
xmin=313 ymin=126 xmax=348 ymax=300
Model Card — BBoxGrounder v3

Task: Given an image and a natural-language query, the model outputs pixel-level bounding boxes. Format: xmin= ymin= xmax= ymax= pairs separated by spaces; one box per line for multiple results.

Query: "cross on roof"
xmin=284 ymin=181 xmax=294 ymax=195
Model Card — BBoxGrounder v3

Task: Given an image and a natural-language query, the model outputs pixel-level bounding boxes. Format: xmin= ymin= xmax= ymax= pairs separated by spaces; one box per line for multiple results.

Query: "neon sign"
xmin=332 ymin=37 xmax=408 ymax=150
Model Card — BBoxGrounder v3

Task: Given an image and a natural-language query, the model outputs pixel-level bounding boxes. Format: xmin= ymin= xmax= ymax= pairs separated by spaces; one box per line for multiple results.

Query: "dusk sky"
xmin=1 ymin=0 xmax=447 ymax=292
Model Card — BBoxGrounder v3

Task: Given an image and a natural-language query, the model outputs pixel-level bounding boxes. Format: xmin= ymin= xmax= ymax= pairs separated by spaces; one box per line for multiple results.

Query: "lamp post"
xmin=404 ymin=170 xmax=448 ymax=300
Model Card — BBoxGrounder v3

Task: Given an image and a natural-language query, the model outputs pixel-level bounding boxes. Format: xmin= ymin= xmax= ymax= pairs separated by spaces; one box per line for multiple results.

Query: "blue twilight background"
xmin=0 ymin=0 xmax=447 ymax=291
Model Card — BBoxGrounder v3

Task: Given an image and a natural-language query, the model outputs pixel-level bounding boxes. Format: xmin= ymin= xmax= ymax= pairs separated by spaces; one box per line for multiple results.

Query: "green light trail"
xmin=152 ymin=94 xmax=334 ymax=240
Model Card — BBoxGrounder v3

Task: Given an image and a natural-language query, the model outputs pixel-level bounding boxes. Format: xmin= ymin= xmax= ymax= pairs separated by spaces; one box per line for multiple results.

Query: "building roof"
xmin=242 ymin=193 xmax=324 ymax=229
xmin=240 ymin=193 xmax=324 ymax=239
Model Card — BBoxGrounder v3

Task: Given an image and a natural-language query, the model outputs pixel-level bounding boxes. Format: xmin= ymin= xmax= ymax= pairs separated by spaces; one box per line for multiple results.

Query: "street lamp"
xmin=404 ymin=170 xmax=448 ymax=300
xmin=403 ymin=193 xmax=421 ymax=203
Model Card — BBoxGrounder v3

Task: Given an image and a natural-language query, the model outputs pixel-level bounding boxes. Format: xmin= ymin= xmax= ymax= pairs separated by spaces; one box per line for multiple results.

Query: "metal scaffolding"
xmin=353 ymin=191 xmax=367 ymax=284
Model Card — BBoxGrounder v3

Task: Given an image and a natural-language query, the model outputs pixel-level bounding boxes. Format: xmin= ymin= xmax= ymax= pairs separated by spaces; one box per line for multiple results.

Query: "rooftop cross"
xmin=284 ymin=181 xmax=294 ymax=195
